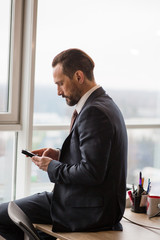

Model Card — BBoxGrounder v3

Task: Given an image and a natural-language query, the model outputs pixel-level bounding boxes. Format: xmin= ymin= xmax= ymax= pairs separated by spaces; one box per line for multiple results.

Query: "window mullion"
xmin=16 ymin=0 xmax=38 ymax=199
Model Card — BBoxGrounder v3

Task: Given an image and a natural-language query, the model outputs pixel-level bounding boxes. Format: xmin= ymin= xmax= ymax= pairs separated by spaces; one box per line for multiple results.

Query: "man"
xmin=0 ymin=49 xmax=127 ymax=239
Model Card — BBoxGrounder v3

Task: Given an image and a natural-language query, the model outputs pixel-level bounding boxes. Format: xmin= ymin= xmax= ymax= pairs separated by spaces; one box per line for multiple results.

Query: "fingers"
xmin=43 ymin=148 xmax=60 ymax=160
xmin=32 ymin=148 xmax=47 ymax=156
xmin=43 ymin=148 xmax=52 ymax=156
xmin=32 ymin=156 xmax=52 ymax=172
xmin=32 ymin=156 xmax=41 ymax=167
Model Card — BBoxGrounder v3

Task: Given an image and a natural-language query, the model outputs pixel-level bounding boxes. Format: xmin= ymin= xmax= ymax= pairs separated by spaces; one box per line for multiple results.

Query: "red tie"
xmin=70 ymin=109 xmax=78 ymax=132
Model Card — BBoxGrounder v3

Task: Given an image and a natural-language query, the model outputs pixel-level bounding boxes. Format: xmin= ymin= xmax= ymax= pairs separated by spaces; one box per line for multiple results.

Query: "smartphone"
xmin=21 ymin=149 xmax=36 ymax=158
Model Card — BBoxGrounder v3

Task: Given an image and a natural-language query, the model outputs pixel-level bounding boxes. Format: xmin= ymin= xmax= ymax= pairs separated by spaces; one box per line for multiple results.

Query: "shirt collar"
xmin=76 ymin=85 xmax=100 ymax=114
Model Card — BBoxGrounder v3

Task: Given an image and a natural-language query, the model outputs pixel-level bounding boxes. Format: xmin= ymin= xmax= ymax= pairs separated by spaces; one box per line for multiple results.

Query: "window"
xmin=0 ymin=0 xmax=37 ymax=202
xmin=0 ymin=0 xmax=22 ymax=123
xmin=127 ymin=128 xmax=160 ymax=189
xmin=0 ymin=0 xmax=11 ymax=112
xmin=1 ymin=0 xmax=160 ymax=201
xmin=0 ymin=132 xmax=16 ymax=203
xmin=32 ymin=0 xmax=160 ymax=194
xmin=0 ymin=0 xmax=23 ymax=203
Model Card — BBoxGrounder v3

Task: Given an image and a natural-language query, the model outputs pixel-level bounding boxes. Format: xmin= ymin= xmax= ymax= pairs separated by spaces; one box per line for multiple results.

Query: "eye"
xmin=57 ymin=80 xmax=64 ymax=86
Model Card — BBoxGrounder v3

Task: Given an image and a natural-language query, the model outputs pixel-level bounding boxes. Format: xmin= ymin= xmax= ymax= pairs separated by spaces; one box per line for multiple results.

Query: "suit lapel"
xmin=69 ymin=87 xmax=106 ymax=133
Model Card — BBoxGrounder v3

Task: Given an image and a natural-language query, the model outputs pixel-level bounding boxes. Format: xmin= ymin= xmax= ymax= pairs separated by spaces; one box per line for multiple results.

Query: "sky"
xmin=35 ymin=0 xmax=160 ymax=90
xmin=1 ymin=0 xmax=160 ymax=91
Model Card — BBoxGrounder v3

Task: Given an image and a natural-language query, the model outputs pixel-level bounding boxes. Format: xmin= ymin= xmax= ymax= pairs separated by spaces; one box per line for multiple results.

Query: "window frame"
xmin=0 ymin=0 xmax=22 ymax=124
xmin=0 ymin=0 xmax=38 ymax=200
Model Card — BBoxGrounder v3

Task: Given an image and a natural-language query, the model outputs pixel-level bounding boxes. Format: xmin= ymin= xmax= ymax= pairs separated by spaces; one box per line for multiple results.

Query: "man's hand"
xmin=31 ymin=148 xmax=60 ymax=171
xmin=32 ymin=156 xmax=52 ymax=172
xmin=32 ymin=148 xmax=60 ymax=160
xmin=43 ymin=148 xmax=60 ymax=160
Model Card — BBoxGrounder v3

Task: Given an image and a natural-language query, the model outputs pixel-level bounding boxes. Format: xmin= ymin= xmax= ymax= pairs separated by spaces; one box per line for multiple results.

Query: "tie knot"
xmin=73 ymin=109 xmax=78 ymax=118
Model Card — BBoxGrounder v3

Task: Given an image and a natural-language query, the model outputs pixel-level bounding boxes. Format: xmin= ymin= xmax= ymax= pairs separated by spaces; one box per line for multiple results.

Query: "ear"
xmin=75 ymin=70 xmax=84 ymax=84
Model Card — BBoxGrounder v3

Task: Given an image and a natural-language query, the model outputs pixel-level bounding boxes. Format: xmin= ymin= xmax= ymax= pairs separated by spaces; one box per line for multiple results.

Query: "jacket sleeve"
xmin=47 ymin=106 xmax=114 ymax=185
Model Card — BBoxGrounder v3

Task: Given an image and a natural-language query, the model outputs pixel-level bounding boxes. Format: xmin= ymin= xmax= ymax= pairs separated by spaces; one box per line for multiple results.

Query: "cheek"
xmin=63 ymin=86 xmax=68 ymax=95
xmin=64 ymin=81 xmax=78 ymax=97
xmin=64 ymin=83 xmax=73 ymax=95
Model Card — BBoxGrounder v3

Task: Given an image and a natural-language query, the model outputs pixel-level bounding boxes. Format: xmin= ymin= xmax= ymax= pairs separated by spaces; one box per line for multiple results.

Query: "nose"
xmin=57 ymin=86 xmax=63 ymax=96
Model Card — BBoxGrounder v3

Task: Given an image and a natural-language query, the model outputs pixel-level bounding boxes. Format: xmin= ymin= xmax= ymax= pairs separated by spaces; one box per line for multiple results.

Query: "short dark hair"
xmin=52 ymin=48 xmax=95 ymax=80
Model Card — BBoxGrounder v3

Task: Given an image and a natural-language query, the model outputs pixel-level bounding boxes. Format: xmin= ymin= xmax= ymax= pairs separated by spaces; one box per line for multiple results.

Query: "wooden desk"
xmin=35 ymin=208 xmax=160 ymax=240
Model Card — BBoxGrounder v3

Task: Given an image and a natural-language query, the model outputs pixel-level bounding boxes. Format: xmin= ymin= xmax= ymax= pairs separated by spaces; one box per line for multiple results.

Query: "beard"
xmin=65 ymin=96 xmax=79 ymax=106
xmin=64 ymin=90 xmax=81 ymax=106
xmin=62 ymin=83 xmax=82 ymax=106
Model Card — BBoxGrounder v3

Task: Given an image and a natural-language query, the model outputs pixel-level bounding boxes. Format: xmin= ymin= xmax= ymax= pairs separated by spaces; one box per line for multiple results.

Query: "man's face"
xmin=53 ymin=64 xmax=82 ymax=106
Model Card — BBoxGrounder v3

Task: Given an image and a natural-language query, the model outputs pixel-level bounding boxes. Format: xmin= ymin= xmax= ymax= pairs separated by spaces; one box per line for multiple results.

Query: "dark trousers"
xmin=0 ymin=191 xmax=56 ymax=240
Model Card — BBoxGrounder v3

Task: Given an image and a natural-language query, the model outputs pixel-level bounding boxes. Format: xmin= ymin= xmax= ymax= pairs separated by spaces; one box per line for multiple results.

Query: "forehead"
xmin=53 ymin=64 xmax=64 ymax=79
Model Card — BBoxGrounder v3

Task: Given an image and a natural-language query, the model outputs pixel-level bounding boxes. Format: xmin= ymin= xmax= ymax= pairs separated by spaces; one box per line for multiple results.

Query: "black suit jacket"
xmin=47 ymin=87 xmax=127 ymax=232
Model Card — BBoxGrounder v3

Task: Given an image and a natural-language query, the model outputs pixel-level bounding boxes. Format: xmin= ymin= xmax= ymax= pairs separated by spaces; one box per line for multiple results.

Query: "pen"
xmin=139 ymin=171 xmax=142 ymax=186
xmin=147 ymin=178 xmax=151 ymax=194
xmin=128 ymin=190 xmax=134 ymax=205
xmin=142 ymin=177 xmax=144 ymax=188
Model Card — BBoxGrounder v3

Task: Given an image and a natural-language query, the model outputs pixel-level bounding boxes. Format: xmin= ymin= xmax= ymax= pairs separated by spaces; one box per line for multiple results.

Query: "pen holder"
xmin=131 ymin=194 xmax=147 ymax=213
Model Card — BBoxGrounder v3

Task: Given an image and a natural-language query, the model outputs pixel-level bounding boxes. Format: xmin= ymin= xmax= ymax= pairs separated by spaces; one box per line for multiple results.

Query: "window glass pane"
xmin=34 ymin=0 xmax=160 ymax=124
xmin=0 ymin=132 xmax=15 ymax=203
xmin=33 ymin=0 xmax=160 ymax=191
xmin=31 ymin=129 xmax=160 ymax=195
xmin=30 ymin=130 xmax=69 ymax=194
xmin=0 ymin=0 xmax=11 ymax=112
xmin=127 ymin=128 xmax=160 ymax=195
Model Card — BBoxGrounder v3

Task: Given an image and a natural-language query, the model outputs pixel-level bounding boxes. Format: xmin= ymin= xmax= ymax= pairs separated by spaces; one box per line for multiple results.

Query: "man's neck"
xmin=80 ymin=80 xmax=97 ymax=97
xmin=76 ymin=85 xmax=100 ymax=114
